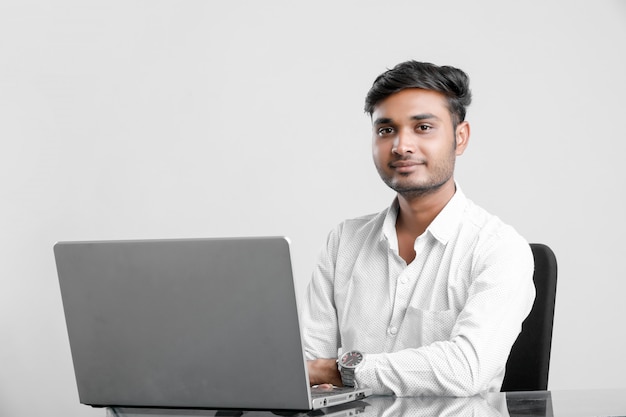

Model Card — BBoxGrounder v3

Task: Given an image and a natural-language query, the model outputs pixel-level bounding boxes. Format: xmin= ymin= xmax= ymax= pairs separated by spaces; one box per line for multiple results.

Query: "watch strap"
xmin=340 ymin=367 xmax=356 ymax=387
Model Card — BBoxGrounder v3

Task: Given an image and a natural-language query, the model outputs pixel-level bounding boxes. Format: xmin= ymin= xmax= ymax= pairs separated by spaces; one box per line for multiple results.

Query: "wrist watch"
xmin=337 ymin=350 xmax=363 ymax=387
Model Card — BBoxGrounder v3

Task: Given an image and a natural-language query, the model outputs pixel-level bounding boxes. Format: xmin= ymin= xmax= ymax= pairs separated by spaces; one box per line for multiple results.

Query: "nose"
xmin=392 ymin=129 xmax=415 ymax=155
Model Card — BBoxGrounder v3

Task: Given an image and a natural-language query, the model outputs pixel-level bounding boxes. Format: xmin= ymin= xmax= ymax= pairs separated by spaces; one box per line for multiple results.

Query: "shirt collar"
xmin=380 ymin=184 xmax=468 ymax=248
xmin=427 ymin=184 xmax=467 ymax=245
xmin=381 ymin=198 xmax=400 ymax=251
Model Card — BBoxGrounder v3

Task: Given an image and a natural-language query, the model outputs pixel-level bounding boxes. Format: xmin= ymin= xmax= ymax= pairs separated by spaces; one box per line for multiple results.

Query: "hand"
xmin=307 ymin=358 xmax=343 ymax=387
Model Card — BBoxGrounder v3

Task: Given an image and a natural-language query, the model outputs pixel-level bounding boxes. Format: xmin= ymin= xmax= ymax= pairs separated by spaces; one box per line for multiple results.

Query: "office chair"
xmin=501 ymin=243 xmax=558 ymax=392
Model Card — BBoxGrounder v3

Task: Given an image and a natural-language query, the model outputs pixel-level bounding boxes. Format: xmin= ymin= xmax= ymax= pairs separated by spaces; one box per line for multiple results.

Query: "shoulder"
xmin=460 ymin=198 xmax=533 ymax=271
xmin=330 ymin=208 xmax=387 ymax=240
xmin=320 ymin=207 xmax=389 ymax=259
xmin=460 ymin=198 xmax=522 ymax=239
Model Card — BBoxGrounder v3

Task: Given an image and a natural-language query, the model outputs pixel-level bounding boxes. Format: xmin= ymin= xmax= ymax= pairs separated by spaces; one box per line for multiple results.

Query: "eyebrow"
xmin=373 ymin=113 xmax=441 ymax=125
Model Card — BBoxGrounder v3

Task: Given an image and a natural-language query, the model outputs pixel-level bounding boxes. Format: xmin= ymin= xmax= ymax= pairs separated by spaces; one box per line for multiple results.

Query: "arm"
xmin=355 ymin=236 xmax=536 ymax=396
xmin=301 ymin=226 xmax=343 ymax=385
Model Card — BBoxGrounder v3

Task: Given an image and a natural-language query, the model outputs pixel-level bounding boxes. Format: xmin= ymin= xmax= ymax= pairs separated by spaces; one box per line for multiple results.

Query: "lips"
xmin=391 ymin=161 xmax=419 ymax=167
xmin=389 ymin=159 xmax=425 ymax=168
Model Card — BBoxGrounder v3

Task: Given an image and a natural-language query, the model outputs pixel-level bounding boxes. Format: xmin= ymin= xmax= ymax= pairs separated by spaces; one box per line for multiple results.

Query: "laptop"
xmin=54 ymin=237 xmax=371 ymax=411
xmin=109 ymin=399 xmax=370 ymax=417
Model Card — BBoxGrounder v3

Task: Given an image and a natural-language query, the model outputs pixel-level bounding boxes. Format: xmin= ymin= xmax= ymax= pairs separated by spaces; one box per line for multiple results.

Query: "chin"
xmin=393 ymin=180 xmax=449 ymax=197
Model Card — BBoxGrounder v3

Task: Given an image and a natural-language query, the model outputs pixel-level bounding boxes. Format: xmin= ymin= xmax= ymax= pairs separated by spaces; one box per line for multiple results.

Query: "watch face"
xmin=340 ymin=351 xmax=363 ymax=369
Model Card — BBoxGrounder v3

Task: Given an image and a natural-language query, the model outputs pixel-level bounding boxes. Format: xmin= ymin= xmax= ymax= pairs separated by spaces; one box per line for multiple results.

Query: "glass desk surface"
xmin=104 ymin=390 xmax=626 ymax=417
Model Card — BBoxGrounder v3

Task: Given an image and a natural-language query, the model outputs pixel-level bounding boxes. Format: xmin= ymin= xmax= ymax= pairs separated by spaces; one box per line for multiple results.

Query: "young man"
xmin=302 ymin=61 xmax=535 ymax=396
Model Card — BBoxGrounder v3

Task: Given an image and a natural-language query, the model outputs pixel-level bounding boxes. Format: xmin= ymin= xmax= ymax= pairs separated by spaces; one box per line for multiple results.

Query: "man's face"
xmin=371 ymin=88 xmax=469 ymax=199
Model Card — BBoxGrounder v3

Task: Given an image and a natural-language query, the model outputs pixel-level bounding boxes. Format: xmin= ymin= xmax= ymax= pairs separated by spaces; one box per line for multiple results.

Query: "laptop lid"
xmin=54 ymin=237 xmax=327 ymax=410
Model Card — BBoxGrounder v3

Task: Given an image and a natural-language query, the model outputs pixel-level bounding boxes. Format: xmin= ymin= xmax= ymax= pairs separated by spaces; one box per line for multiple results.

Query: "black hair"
xmin=364 ymin=61 xmax=472 ymax=127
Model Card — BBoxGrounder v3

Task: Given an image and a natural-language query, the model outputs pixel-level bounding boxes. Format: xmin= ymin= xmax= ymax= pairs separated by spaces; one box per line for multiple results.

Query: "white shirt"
xmin=302 ymin=187 xmax=535 ymax=396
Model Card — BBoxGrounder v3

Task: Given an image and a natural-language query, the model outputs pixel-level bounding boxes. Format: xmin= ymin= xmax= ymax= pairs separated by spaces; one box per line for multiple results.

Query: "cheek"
xmin=371 ymin=147 xmax=381 ymax=167
xmin=371 ymin=139 xmax=381 ymax=159
xmin=372 ymin=138 xmax=390 ymax=157
xmin=372 ymin=143 xmax=385 ymax=169
xmin=424 ymin=139 xmax=455 ymax=158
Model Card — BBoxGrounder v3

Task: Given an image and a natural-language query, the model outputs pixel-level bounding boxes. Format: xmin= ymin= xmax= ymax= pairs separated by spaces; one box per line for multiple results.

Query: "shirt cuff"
xmin=354 ymin=353 xmax=393 ymax=395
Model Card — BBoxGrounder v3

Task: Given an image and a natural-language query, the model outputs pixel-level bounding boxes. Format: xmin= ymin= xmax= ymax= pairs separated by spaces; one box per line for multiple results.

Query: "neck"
xmin=396 ymin=179 xmax=456 ymax=238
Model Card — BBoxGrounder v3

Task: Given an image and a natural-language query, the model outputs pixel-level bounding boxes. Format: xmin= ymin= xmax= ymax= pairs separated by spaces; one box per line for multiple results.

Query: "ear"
xmin=455 ymin=121 xmax=470 ymax=156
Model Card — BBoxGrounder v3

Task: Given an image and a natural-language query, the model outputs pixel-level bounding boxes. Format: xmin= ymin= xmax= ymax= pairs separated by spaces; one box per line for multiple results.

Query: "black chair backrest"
xmin=501 ymin=243 xmax=558 ymax=392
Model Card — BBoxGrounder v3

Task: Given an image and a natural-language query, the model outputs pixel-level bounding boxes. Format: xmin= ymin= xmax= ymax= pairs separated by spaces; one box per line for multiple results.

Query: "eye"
xmin=377 ymin=127 xmax=395 ymax=136
xmin=416 ymin=124 xmax=432 ymax=132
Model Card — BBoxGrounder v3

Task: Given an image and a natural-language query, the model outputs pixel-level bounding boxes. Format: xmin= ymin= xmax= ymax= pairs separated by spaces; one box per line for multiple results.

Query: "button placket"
xmin=386 ymin=235 xmax=431 ymax=345
xmin=387 ymin=267 xmax=414 ymax=342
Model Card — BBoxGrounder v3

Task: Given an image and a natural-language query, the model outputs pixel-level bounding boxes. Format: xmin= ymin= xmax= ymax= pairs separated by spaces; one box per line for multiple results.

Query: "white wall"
xmin=1 ymin=1 xmax=625 ymax=415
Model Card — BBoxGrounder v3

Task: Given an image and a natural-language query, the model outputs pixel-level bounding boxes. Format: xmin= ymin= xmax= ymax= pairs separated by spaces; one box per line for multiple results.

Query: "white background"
xmin=1 ymin=1 xmax=625 ymax=416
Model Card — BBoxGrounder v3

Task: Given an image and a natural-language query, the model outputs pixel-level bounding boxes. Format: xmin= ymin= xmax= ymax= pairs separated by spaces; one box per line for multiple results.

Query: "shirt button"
xmin=400 ymin=277 xmax=408 ymax=284
xmin=388 ymin=327 xmax=398 ymax=335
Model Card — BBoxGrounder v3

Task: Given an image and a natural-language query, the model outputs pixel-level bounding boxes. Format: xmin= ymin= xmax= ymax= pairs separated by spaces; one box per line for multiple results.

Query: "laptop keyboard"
xmin=311 ymin=385 xmax=357 ymax=398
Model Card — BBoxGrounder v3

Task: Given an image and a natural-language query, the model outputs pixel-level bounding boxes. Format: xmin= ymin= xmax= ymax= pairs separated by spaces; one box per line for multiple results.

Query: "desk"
xmin=105 ymin=390 xmax=626 ymax=417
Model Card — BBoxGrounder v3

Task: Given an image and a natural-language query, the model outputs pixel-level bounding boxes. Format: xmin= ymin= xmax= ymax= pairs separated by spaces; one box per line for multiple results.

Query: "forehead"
xmin=371 ymin=88 xmax=450 ymax=122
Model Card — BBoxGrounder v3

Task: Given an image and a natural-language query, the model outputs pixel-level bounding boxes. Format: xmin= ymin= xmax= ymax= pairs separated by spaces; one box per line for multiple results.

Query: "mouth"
xmin=389 ymin=159 xmax=425 ymax=172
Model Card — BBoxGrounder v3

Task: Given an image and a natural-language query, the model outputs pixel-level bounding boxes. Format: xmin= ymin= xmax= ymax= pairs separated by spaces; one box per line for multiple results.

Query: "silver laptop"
xmin=108 ymin=399 xmax=370 ymax=417
xmin=54 ymin=237 xmax=371 ymax=411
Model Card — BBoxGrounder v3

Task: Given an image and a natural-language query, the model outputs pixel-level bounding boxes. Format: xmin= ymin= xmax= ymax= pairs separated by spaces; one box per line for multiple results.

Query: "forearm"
xmin=356 ymin=341 xmax=490 ymax=396
xmin=356 ymin=258 xmax=536 ymax=396
xmin=356 ymin=295 xmax=533 ymax=396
